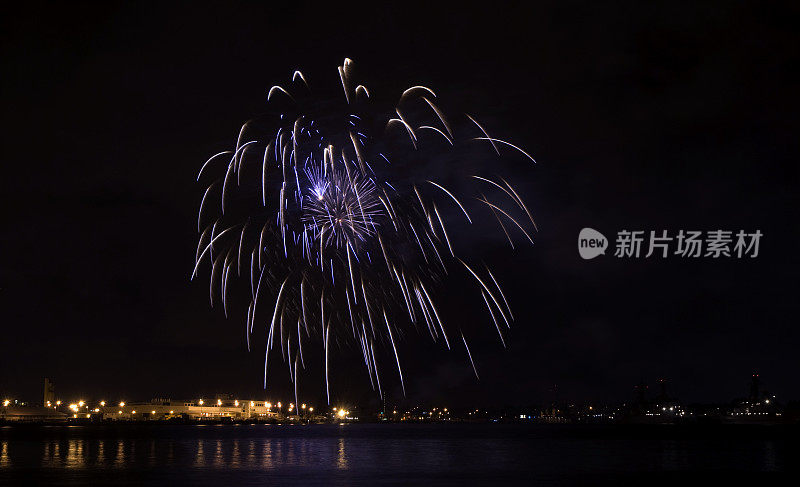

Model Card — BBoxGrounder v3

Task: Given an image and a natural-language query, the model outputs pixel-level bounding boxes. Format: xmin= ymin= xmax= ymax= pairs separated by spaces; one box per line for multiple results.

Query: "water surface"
xmin=0 ymin=423 xmax=795 ymax=485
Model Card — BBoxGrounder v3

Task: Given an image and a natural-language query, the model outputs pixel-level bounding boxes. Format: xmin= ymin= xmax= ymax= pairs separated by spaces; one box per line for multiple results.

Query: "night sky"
xmin=2 ymin=1 xmax=798 ymax=409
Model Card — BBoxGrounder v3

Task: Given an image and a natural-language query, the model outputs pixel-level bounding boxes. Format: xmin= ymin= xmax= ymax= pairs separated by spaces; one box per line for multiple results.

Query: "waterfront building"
xmin=98 ymin=398 xmax=280 ymax=421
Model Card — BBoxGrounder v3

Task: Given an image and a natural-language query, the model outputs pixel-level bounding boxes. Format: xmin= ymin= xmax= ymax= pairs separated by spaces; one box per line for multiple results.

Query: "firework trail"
xmin=193 ymin=59 xmax=536 ymax=402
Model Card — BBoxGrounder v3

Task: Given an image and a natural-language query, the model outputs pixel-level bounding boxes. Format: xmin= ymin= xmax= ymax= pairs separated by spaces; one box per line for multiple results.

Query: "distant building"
xmin=620 ymin=378 xmax=688 ymax=423
xmin=725 ymin=373 xmax=783 ymax=423
xmin=1 ymin=404 xmax=67 ymax=422
xmin=43 ymin=378 xmax=55 ymax=406
xmin=98 ymin=398 xmax=281 ymax=421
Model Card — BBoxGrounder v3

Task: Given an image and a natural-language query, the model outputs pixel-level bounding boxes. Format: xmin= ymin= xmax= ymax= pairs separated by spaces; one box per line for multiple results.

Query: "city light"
xmin=2 ymin=387 xmax=778 ymax=425
xmin=119 ymin=401 xmax=125 ymax=407
xmin=100 ymin=401 xmax=106 ymax=406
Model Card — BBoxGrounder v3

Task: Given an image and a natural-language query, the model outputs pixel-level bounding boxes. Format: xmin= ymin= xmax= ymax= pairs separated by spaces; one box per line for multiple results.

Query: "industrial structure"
xmin=1 ymin=379 xmax=323 ymax=422
xmin=97 ymin=398 xmax=284 ymax=421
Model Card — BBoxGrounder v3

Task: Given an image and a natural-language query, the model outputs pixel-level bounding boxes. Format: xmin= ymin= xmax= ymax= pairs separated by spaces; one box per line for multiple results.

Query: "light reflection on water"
xmin=0 ymin=424 xmax=793 ymax=485
xmin=1 ymin=440 xmax=9 ymax=468
xmin=115 ymin=439 xmax=125 ymax=468
xmin=337 ymin=438 xmax=347 ymax=470
xmin=22 ymin=436 xmax=359 ymax=470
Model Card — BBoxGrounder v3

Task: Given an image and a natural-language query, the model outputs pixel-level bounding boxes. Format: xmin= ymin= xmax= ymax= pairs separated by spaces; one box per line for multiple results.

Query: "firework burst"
xmin=193 ymin=58 xmax=537 ymax=404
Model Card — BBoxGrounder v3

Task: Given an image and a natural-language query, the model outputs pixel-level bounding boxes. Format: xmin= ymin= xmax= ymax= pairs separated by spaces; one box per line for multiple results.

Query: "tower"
xmin=749 ymin=373 xmax=760 ymax=402
xmin=634 ymin=379 xmax=648 ymax=405
xmin=43 ymin=378 xmax=55 ymax=405
xmin=657 ymin=378 xmax=670 ymax=401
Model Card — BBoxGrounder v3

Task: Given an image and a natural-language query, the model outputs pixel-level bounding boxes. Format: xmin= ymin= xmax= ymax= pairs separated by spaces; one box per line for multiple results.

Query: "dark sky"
xmin=2 ymin=1 xmax=798 ymax=409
